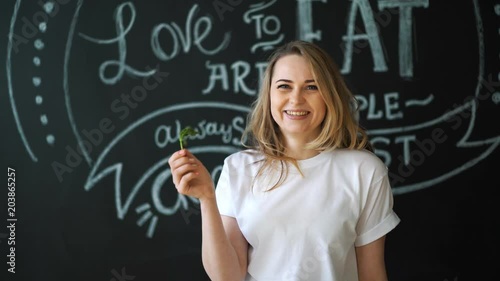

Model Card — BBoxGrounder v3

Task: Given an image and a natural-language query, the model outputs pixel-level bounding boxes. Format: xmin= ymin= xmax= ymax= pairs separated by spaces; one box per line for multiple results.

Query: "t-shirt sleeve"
xmin=215 ymin=160 xmax=235 ymax=217
xmin=355 ymin=171 xmax=400 ymax=246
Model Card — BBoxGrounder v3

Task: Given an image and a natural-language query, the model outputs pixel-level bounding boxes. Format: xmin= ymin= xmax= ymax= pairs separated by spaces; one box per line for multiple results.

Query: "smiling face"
xmin=270 ymin=54 xmax=327 ymax=144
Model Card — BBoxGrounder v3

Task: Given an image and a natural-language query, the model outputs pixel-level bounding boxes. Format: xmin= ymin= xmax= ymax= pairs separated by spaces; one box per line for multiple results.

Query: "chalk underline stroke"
xmin=457 ymin=0 xmax=485 ymax=148
xmin=6 ymin=0 xmax=38 ymax=162
xmin=405 ymin=94 xmax=434 ymax=107
xmin=64 ymin=0 xmax=92 ymax=166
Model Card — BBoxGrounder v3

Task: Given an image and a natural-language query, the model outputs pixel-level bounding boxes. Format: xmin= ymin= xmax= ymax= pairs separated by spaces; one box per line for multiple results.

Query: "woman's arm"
xmin=355 ymin=236 xmax=388 ymax=281
xmin=199 ymin=198 xmax=248 ymax=280
xmin=169 ymin=149 xmax=248 ymax=281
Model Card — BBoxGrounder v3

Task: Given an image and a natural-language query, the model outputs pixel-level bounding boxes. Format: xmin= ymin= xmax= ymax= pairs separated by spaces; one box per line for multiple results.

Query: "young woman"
xmin=168 ymin=40 xmax=400 ymax=281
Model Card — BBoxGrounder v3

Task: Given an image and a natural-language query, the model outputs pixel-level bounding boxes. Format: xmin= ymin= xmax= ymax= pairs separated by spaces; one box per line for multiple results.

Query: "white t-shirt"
xmin=215 ymin=148 xmax=400 ymax=281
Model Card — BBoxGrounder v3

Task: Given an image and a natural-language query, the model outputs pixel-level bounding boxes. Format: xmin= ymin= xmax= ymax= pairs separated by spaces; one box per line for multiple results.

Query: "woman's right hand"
xmin=168 ymin=149 xmax=215 ymax=201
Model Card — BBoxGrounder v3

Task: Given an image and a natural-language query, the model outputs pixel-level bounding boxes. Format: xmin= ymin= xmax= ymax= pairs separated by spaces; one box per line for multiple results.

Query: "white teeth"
xmin=286 ymin=111 xmax=308 ymax=116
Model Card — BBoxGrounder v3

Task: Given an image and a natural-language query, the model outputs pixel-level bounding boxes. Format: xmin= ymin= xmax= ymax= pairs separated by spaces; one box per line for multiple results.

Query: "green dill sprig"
xmin=179 ymin=126 xmax=199 ymax=150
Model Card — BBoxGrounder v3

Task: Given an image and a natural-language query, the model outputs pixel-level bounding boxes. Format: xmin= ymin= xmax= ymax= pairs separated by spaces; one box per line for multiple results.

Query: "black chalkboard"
xmin=1 ymin=0 xmax=499 ymax=280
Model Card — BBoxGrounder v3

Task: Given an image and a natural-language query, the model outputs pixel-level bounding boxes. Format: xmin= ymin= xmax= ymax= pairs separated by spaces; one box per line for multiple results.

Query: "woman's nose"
xmin=289 ymin=89 xmax=305 ymax=104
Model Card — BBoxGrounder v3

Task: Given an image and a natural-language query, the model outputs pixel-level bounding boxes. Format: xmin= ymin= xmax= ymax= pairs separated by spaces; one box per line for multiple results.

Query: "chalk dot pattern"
xmin=492 ymin=92 xmax=500 ymax=104
xmin=34 ymin=2 xmax=56 ymax=146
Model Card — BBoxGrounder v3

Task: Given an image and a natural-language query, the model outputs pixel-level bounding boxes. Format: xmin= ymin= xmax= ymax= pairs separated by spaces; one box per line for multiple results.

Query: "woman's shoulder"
xmin=330 ymin=148 xmax=388 ymax=172
xmin=224 ymin=148 xmax=264 ymax=166
xmin=331 ymin=148 xmax=381 ymax=159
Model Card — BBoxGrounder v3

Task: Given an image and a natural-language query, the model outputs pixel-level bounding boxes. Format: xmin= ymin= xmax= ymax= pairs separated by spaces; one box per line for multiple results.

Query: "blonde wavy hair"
xmin=242 ymin=40 xmax=372 ymax=190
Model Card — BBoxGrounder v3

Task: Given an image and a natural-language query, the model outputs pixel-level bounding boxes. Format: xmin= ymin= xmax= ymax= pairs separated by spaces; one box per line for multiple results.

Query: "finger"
xmin=171 ymin=159 xmax=198 ymax=186
xmin=175 ymin=161 xmax=199 ymax=179
xmin=168 ymin=153 xmax=182 ymax=186
xmin=169 ymin=149 xmax=194 ymax=169
xmin=181 ymin=149 xmax=201 ymax=161
xmin=168 ymin=150 xmax=186 ymax=165
xmin=177 ymin=170 xmax=200 ymax=194
xmin=170 ymin=155 xmax=196 ymax=171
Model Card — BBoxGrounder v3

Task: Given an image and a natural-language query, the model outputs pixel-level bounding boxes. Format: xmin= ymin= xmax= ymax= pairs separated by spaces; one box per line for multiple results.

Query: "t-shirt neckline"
xmin=297 ymin=150 xmax=331 ymax=169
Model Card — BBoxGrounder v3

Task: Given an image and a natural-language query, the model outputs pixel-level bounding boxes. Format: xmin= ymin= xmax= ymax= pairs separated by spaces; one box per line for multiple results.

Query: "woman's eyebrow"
xmin=274 ymin=79 xmax=316 ymax=83
xmin=275 ymin=79 xmax=292 ymax=83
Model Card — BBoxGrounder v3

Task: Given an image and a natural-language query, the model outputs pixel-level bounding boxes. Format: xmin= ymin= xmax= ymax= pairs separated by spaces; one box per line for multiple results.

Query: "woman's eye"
xmin=306 ymin=85 xmax=318 ymax=90
xmin=277 ymin=84 xmax=290 ymax=89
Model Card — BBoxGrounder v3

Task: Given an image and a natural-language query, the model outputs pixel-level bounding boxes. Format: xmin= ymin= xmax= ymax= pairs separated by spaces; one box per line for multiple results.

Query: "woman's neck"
xmin=283 ymin=139 xmax=320 ymax=160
